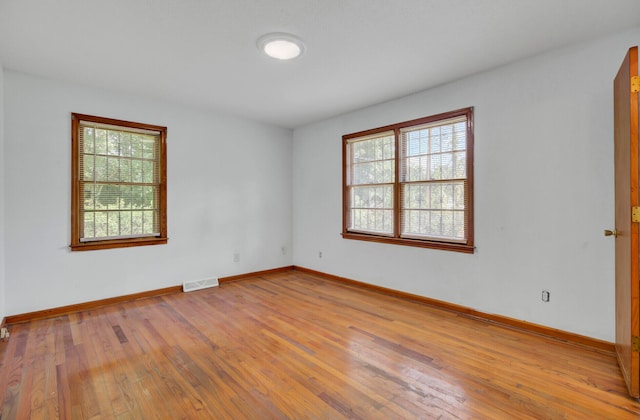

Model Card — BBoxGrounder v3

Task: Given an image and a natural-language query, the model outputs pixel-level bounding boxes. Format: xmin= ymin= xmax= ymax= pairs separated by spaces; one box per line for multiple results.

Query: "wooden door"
xmin=614 ymin=45 xmax=639 ymax=398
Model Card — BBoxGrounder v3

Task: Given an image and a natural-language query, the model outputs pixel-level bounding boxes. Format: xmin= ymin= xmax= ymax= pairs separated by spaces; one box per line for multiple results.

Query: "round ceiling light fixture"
xmin=257 ymin=32 xmax=305 ymax=60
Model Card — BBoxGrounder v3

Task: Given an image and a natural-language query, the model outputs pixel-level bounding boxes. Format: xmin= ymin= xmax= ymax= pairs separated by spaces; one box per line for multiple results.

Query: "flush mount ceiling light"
xmin=257 ymin=32 xmax=305 ymax=60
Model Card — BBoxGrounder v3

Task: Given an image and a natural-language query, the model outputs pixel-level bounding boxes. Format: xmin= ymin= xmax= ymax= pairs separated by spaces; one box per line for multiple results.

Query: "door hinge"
xmin=633 ymin=76 xmax=640 ymax=93
xmin=633 ymin=336 xmax=640 ymax=352
xmin=632 ymin=207 xmax=640 ymax=223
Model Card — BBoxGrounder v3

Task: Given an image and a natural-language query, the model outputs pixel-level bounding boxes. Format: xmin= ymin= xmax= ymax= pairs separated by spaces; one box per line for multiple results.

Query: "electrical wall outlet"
xmin=233 ymin=253 xmax=240 ymax=263
xmin=542 ymin=290 xmax=550 ymax=302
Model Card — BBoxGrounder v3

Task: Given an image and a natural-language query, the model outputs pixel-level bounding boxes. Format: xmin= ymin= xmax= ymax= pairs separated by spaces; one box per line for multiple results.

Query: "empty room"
xmin=2 ymin=0 xmax=640 ymax=418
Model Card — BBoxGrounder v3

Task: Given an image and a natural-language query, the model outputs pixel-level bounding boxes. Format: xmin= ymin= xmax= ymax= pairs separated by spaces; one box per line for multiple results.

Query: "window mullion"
xmin=393 ymin=128 xmax=401 ymax=239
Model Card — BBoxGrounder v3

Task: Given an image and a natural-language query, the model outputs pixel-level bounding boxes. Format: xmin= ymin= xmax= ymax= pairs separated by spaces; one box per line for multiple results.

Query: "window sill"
xmin=70 ymin=237 xmax=168 ymax=251
xmin=342 ymin=232 xmax=474 ymax=254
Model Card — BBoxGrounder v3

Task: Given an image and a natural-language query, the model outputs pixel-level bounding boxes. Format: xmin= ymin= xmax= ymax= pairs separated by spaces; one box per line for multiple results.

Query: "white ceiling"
xmin=1 ymin=1 xmax=640 ymax=129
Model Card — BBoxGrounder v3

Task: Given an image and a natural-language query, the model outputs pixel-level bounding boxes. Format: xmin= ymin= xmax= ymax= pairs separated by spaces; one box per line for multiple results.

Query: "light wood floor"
xmin=1 ymin=270 xmax=640 ymax=419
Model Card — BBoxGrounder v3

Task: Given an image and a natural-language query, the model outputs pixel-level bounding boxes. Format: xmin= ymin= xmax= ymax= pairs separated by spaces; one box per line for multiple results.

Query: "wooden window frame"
xmin=342 ymin=107 xmax=474 ymax=253
xmin=71 ymin=113 xmax=168 ymax=251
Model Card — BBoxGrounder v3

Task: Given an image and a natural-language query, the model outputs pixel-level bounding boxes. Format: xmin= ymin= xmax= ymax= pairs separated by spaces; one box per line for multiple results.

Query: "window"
xmin=71 ymin=113 xmax=167 ymax=251
xmin=343 ymin=107 xmax=473 ymax=253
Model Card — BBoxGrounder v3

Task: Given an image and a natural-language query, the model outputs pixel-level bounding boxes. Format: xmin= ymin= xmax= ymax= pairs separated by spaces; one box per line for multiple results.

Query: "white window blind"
xmin=399 ymin=116 xmax=468 ymax=242
xmin=346 ymin=131 xmax=395 ymax=235
xmin=78 ymin=120 xmax=162 ymax=242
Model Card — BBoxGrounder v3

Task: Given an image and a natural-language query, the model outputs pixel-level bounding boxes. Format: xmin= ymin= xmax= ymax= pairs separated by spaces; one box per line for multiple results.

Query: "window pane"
xmin=440 ymin=153 xmax=453 ymax=179
xmin=143 ymin=186 xmax=156 ymax=208
xmin=132 ymin=211 xmax=143 ymax=234
xmin=142 ymin=137 xmax=155 ymax=159
xmin=442 ymin=211 xmax=454 ymax=237
xmin=349 ymin=184 xmax=393 ymax=235
xmin=132 ymin=185 xmax=143 ymax=208
xmin=442 ymin=184 xmax=454 ymax=209
xmin=83 ymin=184 xmax=95 ymax=210
xmin=120 ymin=132 xmax=132 ymax=157
xmin=351 ymin=185 xmax=393 ymax=209
xmin=454 ymin=151 xmax=466 ymax=178
xmin=132 ymin=136 xmax=143 ymax=158
xmin=83 ymin=155 xmax=94 ymax=181
xmin=404 ymin=184 xmax=424 ymax=209
xmin=143 ymin=160 xmax=154 ymax=183
xmin=107 ymin=157 xmax=119 ymax=181
xmin=429 ymin=211 xmax=442 ymax=234
xmin=108 ymin=211 xmax=120 ymax=237
xmin=401 ymin=117 xmax=467 ymax=183
xmin=94 ymin=211 xmax=107 ymax=238
xmin=95 ymin=156 xmax=107 ymax=181
xmin=454 ymin=210 xmax=465 ymax=238
xmin=95 ymin=129 xmax=107 ymax=154
xmin=120 ymin=185 xmax=132 ymax=209
xmin=120 ymin=159 xmax=131 ymax=182
xmin=83 ymin=128 xmax=94 ymax=154
xmin=107 ymin=131 xmax=120 ymax=155
xmin=143 ymin=211 xmax=155 ymax=233
xmin=453 ymin=122 xmax=466 ymax=150
xmin=120 ymin=212 xmax=132 ymax=236
xmin=132 ymin=160 xmax=143 ymax=183
xmin=406 ymin=156 xmax=417 ymax=181
xmin=425 ymin=155 xmax=436 ymax=180
xmin=83 ymin=213 xmax=95 ymax=239
xmin=104 ymin=185 xmax=121 ymax=210
xmin=441 ymin=125 xmax=453 ymax=152
xmin=351 ymin=209 xmax=393 ymax=234
xmin=431 ymin=129 xmax=441 ymax=153
xmin=454 ymin=183 xmax=465 ymax=209
xmin=383 ymin=160 xmax=393 ymax=181
xmin=348 ymin=134 xmax=395 ymax=186
xmin=401 ymin=181 xmax=465 ymax=240
xmin=351 ymin=160 xmax=395 ymax=184
xmin=430 ymin=184 xmax=442 ymax=208
xmin=383 ymin=140 xmax=394 ymax=159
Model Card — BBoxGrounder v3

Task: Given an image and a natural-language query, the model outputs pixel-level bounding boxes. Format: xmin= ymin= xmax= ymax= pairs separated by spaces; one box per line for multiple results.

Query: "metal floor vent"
xmin=182 ymin=278 xmax=219 ymax=293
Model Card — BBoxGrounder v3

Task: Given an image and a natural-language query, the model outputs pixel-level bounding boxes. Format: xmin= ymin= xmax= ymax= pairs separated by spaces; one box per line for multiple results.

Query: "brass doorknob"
xmin=604 ymin=229 xmax=619 ymax=238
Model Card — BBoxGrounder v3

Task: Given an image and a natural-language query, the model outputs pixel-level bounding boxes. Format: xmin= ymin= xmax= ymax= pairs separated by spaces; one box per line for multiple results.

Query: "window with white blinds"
xmin=71 ymin=113 xmax=168 ymax=251
xmin=343 ymin=107 xmax=474 ymax=253
xmin=345 ymin=131 xmax=395 ymax=236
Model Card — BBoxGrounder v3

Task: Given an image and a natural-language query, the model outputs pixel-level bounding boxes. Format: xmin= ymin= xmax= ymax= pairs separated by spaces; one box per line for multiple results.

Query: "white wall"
xmin=3 ymin=71 xmax=293 ymax=315
xmin=292 ymin=27 xmax=640 ymax=342
xmin=0 ymin=63 xmax=5 ymax=322
xmin=4 ymin=28 xmax=638 ymax=343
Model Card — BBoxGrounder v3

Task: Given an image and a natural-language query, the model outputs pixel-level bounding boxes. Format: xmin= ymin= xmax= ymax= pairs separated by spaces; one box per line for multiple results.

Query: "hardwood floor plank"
xmin=55 ymin=362 xmax=71 ymax=420
xmin=1 ymin=270 xmax=639 ymax=418
xmin=88 ymin=315 xmax=129 ymax=417
xmin=317 ymin=391 xmax=365 ymax=419
xmin=28 ymin=325 xmax=49 ymax=417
